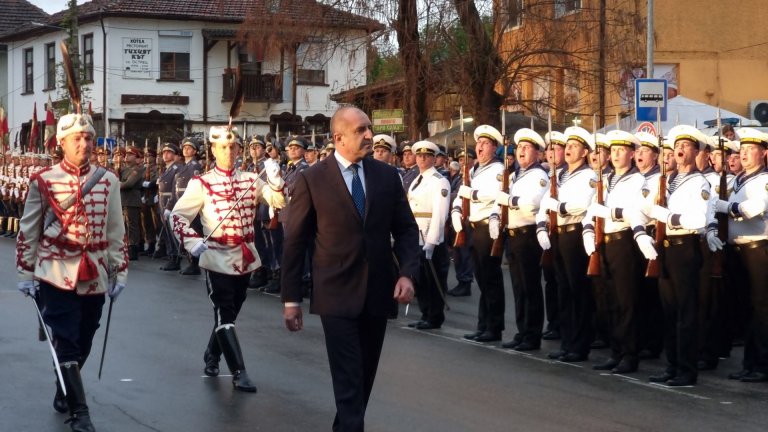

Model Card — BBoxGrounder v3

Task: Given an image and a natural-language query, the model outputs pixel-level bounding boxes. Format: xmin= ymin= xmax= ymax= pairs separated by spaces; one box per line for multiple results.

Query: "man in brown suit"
xmin=282 ymin=106 xmax=419 ymax=432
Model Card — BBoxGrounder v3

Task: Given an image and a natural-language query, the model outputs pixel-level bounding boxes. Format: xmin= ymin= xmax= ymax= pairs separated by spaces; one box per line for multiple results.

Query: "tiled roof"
xmin=0 ymin=0 xmax=49 ymax=38
xmin=53 ymin=0 xmax=382 ymax=30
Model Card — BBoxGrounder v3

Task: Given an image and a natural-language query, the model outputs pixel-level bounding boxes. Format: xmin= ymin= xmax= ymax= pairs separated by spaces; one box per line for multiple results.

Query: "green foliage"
xmin=369 ymin=52 xmax=402 ymax=83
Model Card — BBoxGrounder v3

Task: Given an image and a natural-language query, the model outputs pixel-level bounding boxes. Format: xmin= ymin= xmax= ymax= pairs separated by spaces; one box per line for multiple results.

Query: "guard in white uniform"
xmin=713 ymin=128 xmax=768 ymax=382
xmin=494 ymin=128 xmax=548 ymax=351
xmin=407 ymin=140 xmax=450 ymax=329
xmin=452 ymin=125 xmax=506 ymax=343
xmin=536 ymin=126 xmax=597 ymax=362
xmin=171 ymin=126 xmax=286 ymax=392
xmin=644 ymin=125 xmax=711 ymax=387
xmin=17 ymin=113 xmax=128 ymax=431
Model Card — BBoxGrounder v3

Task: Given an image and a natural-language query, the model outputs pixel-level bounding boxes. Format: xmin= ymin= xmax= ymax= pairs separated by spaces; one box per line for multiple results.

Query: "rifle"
xmin=143 ymin=138 xmax=152 ymax=202
xmin=267 ymin=125 xmax=281 ymax=230
xmin=645 ymin=104 xmax=666 ymax=278
xmin=490 ymin=107 xmax=508 ymax=257
xmin=541 ymin=110 xmax=557 ymax=267
xmin=453 ymin=106 xmax=470 ymax=248
xmin=156 ymin=137 xmax=163 ymax=177
xmin=712 ymin=109 xmax=727 ymax=278
xmin=587 ymin=114 xmax=603 ymax=276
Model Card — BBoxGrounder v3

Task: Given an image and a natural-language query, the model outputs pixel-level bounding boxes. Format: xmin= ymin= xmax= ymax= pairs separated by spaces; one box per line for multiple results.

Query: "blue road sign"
xmin=635 ymin=79 xmax=667 ymax=122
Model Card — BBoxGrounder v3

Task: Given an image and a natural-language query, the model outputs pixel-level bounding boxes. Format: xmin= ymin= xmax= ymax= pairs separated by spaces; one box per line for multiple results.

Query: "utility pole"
xmin=647 ymin=0 xmax=654 ymax=79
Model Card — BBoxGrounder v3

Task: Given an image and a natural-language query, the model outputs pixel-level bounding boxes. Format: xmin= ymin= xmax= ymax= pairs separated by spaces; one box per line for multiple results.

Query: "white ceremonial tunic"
xmin=506 ymin=164 xmax=548 ymax=228
xmin=726 ymin=169 xmax=768 ymax=244
xmin=451 ymin=160 xmax=504 ymax=222
xmin=408 ymin=167 xmax=450 ymax=246
xmin=536 ymin=163 xmax=596 ymax=227
xmin=171 ymin=165 xmax=286 ymax=275
xmin=588 ymin=168 xmax=647 ymax=234
xmin=664 ymin=171 xmax=711 ymax=236
xmin=16 ymin=160 xmax=128 ymax=294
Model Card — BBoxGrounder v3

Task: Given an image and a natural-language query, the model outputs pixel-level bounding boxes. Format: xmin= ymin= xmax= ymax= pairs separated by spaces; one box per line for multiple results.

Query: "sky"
xmin=31 ymin=0 xmax=87 ymax=15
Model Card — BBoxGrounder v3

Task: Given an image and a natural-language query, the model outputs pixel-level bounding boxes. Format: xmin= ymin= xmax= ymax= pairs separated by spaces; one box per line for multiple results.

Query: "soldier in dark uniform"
xmin=245 ymin=135 xmax=272 ymax=289
xmin=175 ymin=138 xmax=204 ymax=275
xmin=447 ymin=149 xmax=476 ymax=297
xmin=120 ymin=145 xmax=144 ymax=261
xmin=140 ymin=146 xmax=160 ymax=256
xmin=401 ymin=142 xmax=419 ymax=191
xmin=158 ymin=142 xmax=183 ymax=270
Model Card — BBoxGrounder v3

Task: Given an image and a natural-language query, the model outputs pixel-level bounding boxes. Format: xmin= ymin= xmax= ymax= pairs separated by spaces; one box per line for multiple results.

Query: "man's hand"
xmin=457 ymin=185 xmax=472 ymax=200
xmin=536 ymin=231 xmax=551 ymax=250
xmin=451 ymin=212 xmax=463 ymax=233
xmin=142 ymin=181 xmax=151 ymax=188
xmin=284 ymin=305 xmax=303 ymax=332
xmin=540 ymin=196 xmax=560 ymax=213
xmin=495 ymin=191 xmax=511 ymax=207
xmin=18 ymin=280 xmax=37 ymax=297
xmin=190 ymin=240 xmax=208 ymax=257
xmin=393 ymin=276 xmax=415 ymax=304
xmin=423 ymin=243 xmax=436 ymax=260
xmin=582 ymin=231 xmax=596 ymax=256
xmin=108 ymin=282 xmax=126 ymax=300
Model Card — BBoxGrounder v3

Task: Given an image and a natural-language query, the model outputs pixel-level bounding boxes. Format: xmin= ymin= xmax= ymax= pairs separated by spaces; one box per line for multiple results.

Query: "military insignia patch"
xmin=589 ymin=179 xmax=596 ymax=188
xmin=701 ymin=190 xmax=710 ymax=200
xmin=715 ymin=186 xmax=720 ymax=194
xmin=441 ymin=189 xmax=448 ymax=197
xmin=496 ymin=174 xmax=502 ymax=181
xmin=642 ymin=189 xmax=649 ymax=198
xmin=540 ymin=179 xmax=546 ymax=187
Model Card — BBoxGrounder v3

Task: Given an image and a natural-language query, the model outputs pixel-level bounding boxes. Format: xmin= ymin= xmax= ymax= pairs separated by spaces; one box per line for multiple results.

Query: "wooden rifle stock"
xmin=645 ymin=173 xmax=666 ymax=278
xmin=490 ymin=149 xmax=509 ymax=257
xmin=541 ymin=165 xmax=558 ymax=267
xmin=711 ymin=136 xmax=728 ymax=278
xmin=453 ymin=131 xmax=470 ymax=248
xmin=586 ymin=174 xmax=604 ymax=276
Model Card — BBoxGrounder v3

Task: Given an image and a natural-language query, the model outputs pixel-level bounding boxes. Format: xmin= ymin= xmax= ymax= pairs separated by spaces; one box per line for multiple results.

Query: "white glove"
xmin=582 ymin=231 xmax=596 ymax=256
xmin=423 ymin=243 xmax=436 ymax=260
xmin=714 ymin=199 xmax=730 ymax=214
xmin=588 ymin=202 xmax=611 ymax=220
xmin=451 ymin=212 xmax=463 ymax=233
xmin=540 ymin=196 xmax=560 ymax=213
xmin=108 ymin=282 xmax=125 ymax=300
xmin=649 ymin=205 xmax=671 ymax=224
xmin=142 ymin=181 xmax=151 ymax=188
xmin=190 ymin=240 xmax=208 ymax=257
xmin=154 ymin=195 xmax=159 ymax=204
xmin=264 ymin=159 xmax=284 ymax=188
xmin=537 ymin=231 xmax=551 ymax=250
xmin=141 ymin=196 xmax=146 ymax=204
xmin=18 ymin=280 xmax=37 ymax=297
xmin=489 ymin=217 xmax=500 ymax=240
xmin=495 ymin=191 xmax=511 ymax=207
xmin=457 ymin=185 xmax=472 ymax=200
xmin=163 ymin=209 xmax=171 ymax=221
xmin=269 ymin=206 xmax=276 ymax=220
xmin=706 ymin=230 xmax=724 ymax=252
xmin=740 ymin=199 xmax=766 ymax=219
xmin=635 ymin=234 xmax=658 ymax=260
xmin=678 ymin=213 xmax=706 ymax=230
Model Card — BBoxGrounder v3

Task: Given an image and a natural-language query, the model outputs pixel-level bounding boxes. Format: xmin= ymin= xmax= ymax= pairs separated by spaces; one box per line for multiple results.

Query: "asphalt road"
xmin=1 ymin=238 xmax=767 ymax=432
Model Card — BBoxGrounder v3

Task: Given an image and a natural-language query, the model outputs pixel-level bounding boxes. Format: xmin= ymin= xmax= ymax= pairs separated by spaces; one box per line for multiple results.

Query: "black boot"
xmin=140 ymin=243 xmax=155 ymax=256
xmin=160 ymin=255 xmax=181 ymax=271
xmin=248 ymin=267 xmax=269 ymax=289
xmin=152 ymin=245 xmax=168 ymax=259
xmin=128 ymin=245 xmax=139 ymax=261
xmin=216 ymin=324 xmax=257 ymax=392
xmin=53 ymin=380 xmax=67 ymax=413
xmin=180 ymin=256 xmax=201 ymax=275
xmin=203 ymin=330 xmax=221 ymax=377
xmin=0 ymin=217 xmax=6 ymax=235
xmin=447 ymin=281 xmax=471 ymax=297
xmin=60 ymin=361 xmax=96 ymax=432
xmin=263 ymin=269 xmax=281 ymax=294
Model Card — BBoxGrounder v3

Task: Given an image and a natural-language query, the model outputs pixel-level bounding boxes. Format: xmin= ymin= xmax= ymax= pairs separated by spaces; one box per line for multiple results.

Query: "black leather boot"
xmin=180 ymin=256 xmax=201 ymax=275
xmin=216 ymin=324 xmax=257 ymax=392
xmin=203 ymin=330 xmax=221 ymax=377
xmin=128 ymin=245 xmax=139 ymax=261
xmin=248 ymin=267 xmax=269 ymax=289
xmin=160 ymin=255 xmax=181 ymax=271
xmin=140 ymin=243 xmax=155 ymax=256
xmin=0 ymin=216 xmax=6 ymax=235
xmin=263 ymin=269 xmax=281 ymax=294
xmin=53 ymin=380 xmax=67 ymax=413
xmin=60 ymin=361 xmax=96 ymax=432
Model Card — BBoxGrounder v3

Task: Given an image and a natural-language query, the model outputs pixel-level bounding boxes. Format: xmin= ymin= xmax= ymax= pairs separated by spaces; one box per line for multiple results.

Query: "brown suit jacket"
xmin=281 ymin=155 xmax=419 ymax=317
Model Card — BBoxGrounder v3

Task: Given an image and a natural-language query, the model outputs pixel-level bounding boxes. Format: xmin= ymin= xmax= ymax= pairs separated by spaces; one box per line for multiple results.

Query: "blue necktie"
xmin=350 ymin=164 xmax=365 ymax=218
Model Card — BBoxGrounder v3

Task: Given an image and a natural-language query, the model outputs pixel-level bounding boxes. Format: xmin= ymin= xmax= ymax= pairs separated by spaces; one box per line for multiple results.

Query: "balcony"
xmin=222 ymin=71 xmax=282 ymax=103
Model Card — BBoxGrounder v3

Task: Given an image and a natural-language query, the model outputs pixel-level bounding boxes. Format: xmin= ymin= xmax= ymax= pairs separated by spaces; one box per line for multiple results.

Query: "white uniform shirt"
xmin=408 ymin=166 xmax=450 ymax=246
xmin=452 ymin=160 xmax=504 ymax=222
xmin=536 ymin=163 xmax=596 ymax=227
xmin=664 ymin=171 xmax=711 ymax=236
xmin=585 ymin=168 xmax=646 ymax=234
xmin=726 ymin=169 xmax=768 ymax=244
xmin=505 ymin=163 xmax=548 ymax=228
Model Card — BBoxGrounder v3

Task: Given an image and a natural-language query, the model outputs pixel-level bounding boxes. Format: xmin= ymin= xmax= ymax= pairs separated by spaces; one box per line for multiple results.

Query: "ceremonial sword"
xmin=30 ymin=295 xmax=66 ymax=396
xmin=419 ymin=231 xmax=450 ymax=311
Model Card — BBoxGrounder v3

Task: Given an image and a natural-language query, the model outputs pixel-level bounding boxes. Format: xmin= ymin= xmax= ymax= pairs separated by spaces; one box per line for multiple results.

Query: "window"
xmin=45 ymin=43 xmax=56 ymax=90
xmin=503 ymin=0 xmax=524 ymax=29
xmin=296 ymin=43 xmax=326 ymax=86
xmin=82 ymin=33 xmax=94 ymax=82
xmin=23 ymin=48 xmax=33 ymax=94
xmin=159 ymin=34 xmax=191 ymax=81
xmin=554 ymin=0 xmax=580 ymax=18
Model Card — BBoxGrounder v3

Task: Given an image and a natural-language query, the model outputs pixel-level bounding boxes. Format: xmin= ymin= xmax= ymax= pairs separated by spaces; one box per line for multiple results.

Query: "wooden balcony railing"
xmin=222 ymin=71 xmax=282 ymax=102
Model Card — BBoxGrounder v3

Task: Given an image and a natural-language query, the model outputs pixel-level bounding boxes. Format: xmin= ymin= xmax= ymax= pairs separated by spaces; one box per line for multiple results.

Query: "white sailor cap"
xmin=701 ymin=135 xmax=719 ymax=151
xmin=57 ymin=113 xmax=96 ymax=141
xmin=473 ymin=125 xmax=503 ymax=146
xmin=735 ymin=127 xmax=768 ymax=148
xmin=633 ymin=131 xmax=658 ymax=150
xmin=564 ymin=126 xmax=595 ymax=151
xmin=544 ymin=131 xmax=567 ymax=147
xmin=513 ymin=128 xmax=545 ymax=150
xmin=724 ymin=139 xmax=740 ymax=153
xmin=606 ymin=130 xmax=640 ymax=148
xmin=594 ymin=133 xmax=610 ymax=150
xmin=412 ymin=140 xmax=439 ymax=156
xmin=661 ymin=136 xmax=673 ymax=150
xmin=372 ymin=134 xmax=397 ymax=152
xmin=667 ymin=125 xmax=707 ymax=150
xmin=209 ymin=126 xmax=239 ymax=146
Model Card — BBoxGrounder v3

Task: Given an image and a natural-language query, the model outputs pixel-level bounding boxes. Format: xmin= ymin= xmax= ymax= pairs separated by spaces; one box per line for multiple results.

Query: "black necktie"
xmin=350 ymin=164 xmax=365 ymax=218
xmin=412 ymin=174 xmax=423 ymax=190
